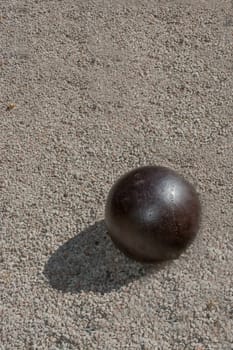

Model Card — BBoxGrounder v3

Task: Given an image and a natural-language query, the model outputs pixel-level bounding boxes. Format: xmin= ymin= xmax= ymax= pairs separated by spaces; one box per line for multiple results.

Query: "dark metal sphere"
xmin=105 ymin=166 xmax=201 ymax=263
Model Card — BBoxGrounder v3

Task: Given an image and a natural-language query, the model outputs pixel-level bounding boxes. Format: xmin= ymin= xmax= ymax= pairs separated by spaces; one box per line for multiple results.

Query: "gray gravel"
xmin=1 ymin=0 xmax=233 ymax=349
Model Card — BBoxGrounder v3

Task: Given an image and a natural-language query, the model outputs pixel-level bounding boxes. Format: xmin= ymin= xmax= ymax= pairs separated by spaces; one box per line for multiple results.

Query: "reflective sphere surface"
xmin=105 ymin=166 xmax=201 ymax=262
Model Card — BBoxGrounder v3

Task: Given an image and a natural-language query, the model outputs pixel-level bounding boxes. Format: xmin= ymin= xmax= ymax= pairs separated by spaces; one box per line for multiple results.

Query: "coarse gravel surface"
xmin=1 ymin=0 xmax=233 ymax=349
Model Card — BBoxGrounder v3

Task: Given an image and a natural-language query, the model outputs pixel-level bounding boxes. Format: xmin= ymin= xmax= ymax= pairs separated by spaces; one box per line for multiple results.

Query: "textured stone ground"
xmin=1 ymin=0 xmax=233 ymax=349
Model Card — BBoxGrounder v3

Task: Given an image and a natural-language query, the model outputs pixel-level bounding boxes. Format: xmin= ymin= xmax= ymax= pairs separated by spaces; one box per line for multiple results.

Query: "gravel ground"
xmin=1 ymin=0 xmax=233 ymax=349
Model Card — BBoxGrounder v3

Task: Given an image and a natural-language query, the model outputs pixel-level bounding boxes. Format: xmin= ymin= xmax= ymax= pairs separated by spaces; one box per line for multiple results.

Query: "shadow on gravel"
xmin=43 ymin=220 xmax=168 ymax=294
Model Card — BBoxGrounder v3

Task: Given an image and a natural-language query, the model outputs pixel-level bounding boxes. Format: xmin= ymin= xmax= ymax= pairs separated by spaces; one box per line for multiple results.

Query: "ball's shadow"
xmin=44 ymin=220 xmax=165 ymax=294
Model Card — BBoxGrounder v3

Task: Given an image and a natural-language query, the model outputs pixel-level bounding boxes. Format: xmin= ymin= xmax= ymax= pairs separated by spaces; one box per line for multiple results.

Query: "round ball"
xmin=105 ymin=166 xmax=201 ymax=263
